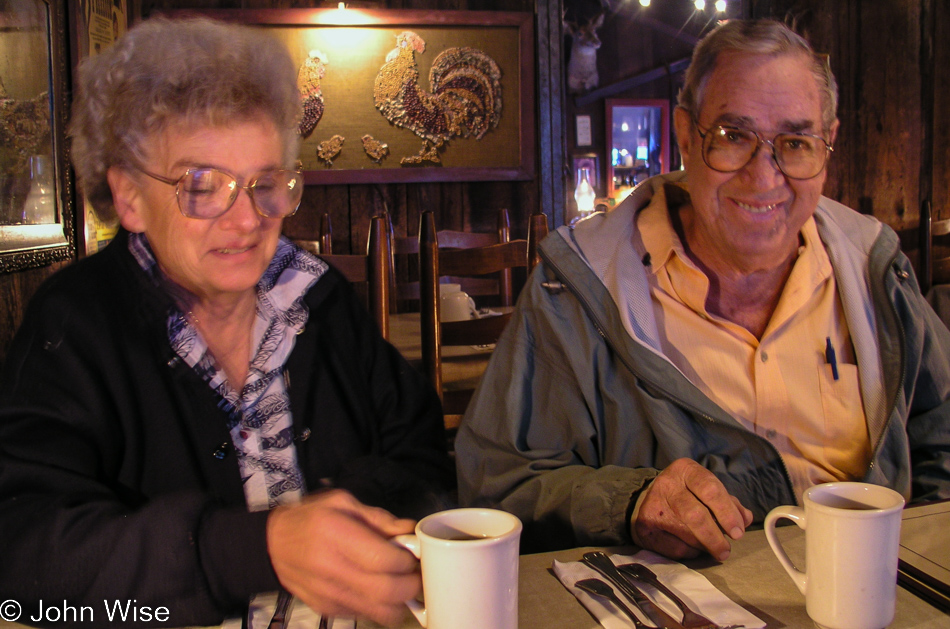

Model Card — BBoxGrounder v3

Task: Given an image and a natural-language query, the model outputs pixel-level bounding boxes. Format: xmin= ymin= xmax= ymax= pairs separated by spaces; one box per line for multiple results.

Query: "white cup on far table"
xmin=764 ymin=481 xmax=905 ymax=629
xmin=439 ymin=283 xmax=476 ymax=322
xmin=392 ymin=508 xmax=521 ymax=629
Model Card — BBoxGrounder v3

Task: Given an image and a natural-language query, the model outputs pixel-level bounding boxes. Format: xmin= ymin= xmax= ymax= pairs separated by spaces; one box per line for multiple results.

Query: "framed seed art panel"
xmin=166 ymin=8 xmax=536 ymax=186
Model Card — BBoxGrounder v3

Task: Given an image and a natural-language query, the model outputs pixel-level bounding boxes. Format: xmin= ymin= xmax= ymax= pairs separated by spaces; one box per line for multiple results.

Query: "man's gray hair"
xmin=678 ymin=19 xmax=838 ymax=134
xmin=69 ymin=17 xmax=302 ymax=221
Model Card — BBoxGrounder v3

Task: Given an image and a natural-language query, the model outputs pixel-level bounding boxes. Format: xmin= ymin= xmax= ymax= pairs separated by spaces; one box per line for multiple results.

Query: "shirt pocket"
xmin=817 ymin=362 xmax=870 ymax=478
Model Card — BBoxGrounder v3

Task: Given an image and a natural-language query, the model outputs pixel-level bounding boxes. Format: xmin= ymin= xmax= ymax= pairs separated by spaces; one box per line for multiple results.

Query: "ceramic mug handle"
xmin=391 ymin=534 xmax=427 ymax=627
xmin=764 ymin=506 xmax=808 ymax=596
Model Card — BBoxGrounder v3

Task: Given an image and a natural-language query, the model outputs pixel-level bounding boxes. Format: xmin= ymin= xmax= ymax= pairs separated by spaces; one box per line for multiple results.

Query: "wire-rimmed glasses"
xmin=137 ymin=165 xmax=304 ymax=220
xmin=694 ymin=120 xmax=834 ymax=180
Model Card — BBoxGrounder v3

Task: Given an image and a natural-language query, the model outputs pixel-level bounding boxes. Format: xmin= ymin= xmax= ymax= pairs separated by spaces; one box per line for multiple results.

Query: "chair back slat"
xmin=441 ymin=313 xmax=512 ymax=346
xmin=319 ymin=255 xmax=369 ymax=282
xmin=294 ymin=213 xmax=391 ymax=339
xmin=436 ymin=230 xmax=498 ymax=249
xmin=439 ymin=240 xmax=529 ymax=276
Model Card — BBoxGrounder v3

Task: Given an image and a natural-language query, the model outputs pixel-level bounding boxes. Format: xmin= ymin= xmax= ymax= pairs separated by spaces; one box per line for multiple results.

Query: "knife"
xmin=581 ymin=551 xmax=686 ymax=629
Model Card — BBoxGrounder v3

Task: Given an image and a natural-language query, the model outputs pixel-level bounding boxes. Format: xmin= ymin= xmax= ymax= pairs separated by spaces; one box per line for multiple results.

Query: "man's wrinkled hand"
xmin=632 ymin=458 xmax=753 ymax=561
xmin=267 ymin=489 xmax=420 ymax=627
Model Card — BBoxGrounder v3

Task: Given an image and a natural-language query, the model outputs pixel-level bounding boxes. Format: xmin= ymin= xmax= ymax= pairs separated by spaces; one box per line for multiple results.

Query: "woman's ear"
xmin=107 ymin=166 xmax=147 ymax=233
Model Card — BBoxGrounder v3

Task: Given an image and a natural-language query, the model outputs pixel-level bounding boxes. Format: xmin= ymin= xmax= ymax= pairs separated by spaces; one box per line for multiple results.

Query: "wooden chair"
xmin=293 ymin=213 xmax=392 ymax=340
xmin=919 ymin=200 xmax=950 ymax=294
xmin=390 ymin=209 xmax=515 ymax=309
xmin=419 ymin=210 xmax=549 ymax=428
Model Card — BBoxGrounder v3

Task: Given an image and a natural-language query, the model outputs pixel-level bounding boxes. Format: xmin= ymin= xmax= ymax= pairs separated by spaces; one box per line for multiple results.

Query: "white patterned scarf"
xmin=129 ymin=233 xmax=328 ymax=512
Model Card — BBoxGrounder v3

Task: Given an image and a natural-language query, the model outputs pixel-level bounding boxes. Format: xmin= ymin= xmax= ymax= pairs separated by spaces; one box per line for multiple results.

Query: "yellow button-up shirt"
xmin=636 ymin=185 xmax=870 ymax=503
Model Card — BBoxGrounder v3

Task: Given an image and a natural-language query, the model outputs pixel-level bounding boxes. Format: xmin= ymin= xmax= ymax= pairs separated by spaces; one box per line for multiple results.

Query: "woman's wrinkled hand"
xmin=267 ymin=489 xmax=420 ymax=627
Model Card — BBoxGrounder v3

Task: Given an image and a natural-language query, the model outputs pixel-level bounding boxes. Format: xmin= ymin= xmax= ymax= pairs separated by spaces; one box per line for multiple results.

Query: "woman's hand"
xmin=266 ymin=489 xmax=420 ymax=627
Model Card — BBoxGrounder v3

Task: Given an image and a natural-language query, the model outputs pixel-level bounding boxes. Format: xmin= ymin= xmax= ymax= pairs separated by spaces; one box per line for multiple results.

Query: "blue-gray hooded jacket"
xmin=456 ymin=172 xmax=950 ymax=553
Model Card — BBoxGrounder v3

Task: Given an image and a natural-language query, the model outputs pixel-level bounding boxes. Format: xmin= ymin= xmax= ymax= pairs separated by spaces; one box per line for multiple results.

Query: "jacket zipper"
xmin=865 ymin=250 xmax=908 ymax=476
xmin=539 ymin=244 xmax=797 ymax=497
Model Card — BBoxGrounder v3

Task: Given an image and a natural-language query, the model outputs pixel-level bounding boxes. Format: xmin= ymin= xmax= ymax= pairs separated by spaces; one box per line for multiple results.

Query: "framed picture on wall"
xmin=68 ymin=0 xmax=137 ymax=257
xmin=606 ymin=98 xmax=670 ymax=199
xmin=164 ymin=8 xmax=536 ymax=186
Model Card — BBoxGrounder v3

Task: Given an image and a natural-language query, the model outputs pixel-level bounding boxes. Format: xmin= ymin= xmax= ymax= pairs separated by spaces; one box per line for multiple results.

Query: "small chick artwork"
xmin=317 ymin=134 xmax=344 ymax=167
xmin=361 ymin=134 xmax=389 ymax=164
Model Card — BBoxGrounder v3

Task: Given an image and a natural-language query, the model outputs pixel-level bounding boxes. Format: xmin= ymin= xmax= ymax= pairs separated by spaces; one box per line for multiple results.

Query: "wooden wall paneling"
xmin=932 ymin=1 xmax=950 ymax=225
xmin=761 ymin=1 xmax=926 ymax=234
xmin=536 ymin=0 xmax=567 ymax=227
xmin=348 ymin=186 xmax=374 ymax=255
xmin=784 ymin=1 xmax=858 ymax=212
xmin=0 ymin=262 xmax=68 ymax=366
xmin=857 ymin=0 xmax=921 ymax=231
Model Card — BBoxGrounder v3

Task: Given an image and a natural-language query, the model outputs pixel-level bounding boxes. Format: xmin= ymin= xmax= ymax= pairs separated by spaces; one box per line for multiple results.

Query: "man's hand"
xmin=632 ymin=458 xmax=753 ymax=561
xmin=267 ymin=489 xmax=420 ymax=627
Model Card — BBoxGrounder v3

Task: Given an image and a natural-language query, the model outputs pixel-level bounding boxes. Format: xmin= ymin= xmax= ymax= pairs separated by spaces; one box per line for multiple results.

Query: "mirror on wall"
xmin=0 ymin=0 xmax=74 ymax=272
xmin=606 ymin=99 xmax=670 ymax=200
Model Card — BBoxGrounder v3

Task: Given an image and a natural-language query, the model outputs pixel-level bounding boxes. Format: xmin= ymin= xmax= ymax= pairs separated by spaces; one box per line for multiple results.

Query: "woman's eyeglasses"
xmin=137 ymin=166 xmax=304 ymax=220
xmin=694 ymin=120 xmax=833 ymax=180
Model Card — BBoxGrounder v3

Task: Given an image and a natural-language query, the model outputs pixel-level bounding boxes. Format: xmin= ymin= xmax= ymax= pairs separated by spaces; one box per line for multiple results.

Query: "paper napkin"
xmin=553 ymin=550 xmax=765 ymax=629
xmin=220 ymin=591 xmax=356 ymax=629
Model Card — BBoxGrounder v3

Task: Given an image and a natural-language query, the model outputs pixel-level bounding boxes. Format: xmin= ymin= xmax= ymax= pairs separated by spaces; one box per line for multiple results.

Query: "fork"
xmin=618 ymin=563 xmax=718 ymax=629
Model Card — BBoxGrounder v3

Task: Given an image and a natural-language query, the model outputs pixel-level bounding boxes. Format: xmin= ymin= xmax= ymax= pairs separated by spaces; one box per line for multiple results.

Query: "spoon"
xmin=618 ymin=563 xmax=717 ymax=629
xmin=575 ymin=578 xmax=653 ymax=629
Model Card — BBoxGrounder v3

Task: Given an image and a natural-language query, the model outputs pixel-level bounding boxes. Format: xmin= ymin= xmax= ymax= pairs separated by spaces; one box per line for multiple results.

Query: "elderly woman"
xmin=0 ymin=17 xmax=453 ymax=628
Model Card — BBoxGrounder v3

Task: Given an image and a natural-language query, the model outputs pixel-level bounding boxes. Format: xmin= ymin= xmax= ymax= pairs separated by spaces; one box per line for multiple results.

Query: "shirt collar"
xmin=637 ymin=183 xmax=833 ymax=320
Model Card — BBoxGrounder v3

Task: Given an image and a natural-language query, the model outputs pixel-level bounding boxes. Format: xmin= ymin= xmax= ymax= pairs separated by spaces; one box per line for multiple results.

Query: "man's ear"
xmin=107 ymin=166 xmax=147 ymax=233
xmin=827 ymin=118 xmax=840 ymax=147
xmin=673 ymin=107 xmax=695 ymax=164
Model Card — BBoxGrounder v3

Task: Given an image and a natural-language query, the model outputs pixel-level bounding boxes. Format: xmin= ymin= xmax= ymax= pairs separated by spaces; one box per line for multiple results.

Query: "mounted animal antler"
xmin=564 ymin=10 xmax=606 ymax=94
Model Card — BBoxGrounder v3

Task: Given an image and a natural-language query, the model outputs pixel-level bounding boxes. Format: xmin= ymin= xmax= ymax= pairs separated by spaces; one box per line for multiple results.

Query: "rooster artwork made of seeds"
xmin=374 ymin=31 xmax=503 ymax=164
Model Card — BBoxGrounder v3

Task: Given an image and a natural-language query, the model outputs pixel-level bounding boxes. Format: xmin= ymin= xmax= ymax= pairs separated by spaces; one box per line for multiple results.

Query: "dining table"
xmin=388 ymin=309 xmax=512 ymax=394
xmin=361 ymin=525 xmax=947 ymax=629
xmin=0 ymin=526 xmax=943 ymax=629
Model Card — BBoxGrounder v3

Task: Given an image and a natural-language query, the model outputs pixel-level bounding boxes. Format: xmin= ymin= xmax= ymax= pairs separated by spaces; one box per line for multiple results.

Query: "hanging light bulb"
xmin=715 ymin=0 xmax=727 ymax=11
xmin=574 ymin=167 xmax=596 ymax=222
xmin=639 ymin=0 xmax=651 ymax=6
xmin=694 ymin=0 xmax=706 ymax=10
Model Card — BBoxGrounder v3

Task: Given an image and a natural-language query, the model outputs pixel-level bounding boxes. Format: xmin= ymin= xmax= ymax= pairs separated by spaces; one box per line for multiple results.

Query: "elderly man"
xmin=456 ymin=19 xmax=950 ymax=560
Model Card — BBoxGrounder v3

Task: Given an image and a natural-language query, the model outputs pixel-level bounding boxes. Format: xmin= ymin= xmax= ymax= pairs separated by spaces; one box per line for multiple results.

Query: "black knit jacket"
xmin=0 ymin=230 xmax=455 ymax=627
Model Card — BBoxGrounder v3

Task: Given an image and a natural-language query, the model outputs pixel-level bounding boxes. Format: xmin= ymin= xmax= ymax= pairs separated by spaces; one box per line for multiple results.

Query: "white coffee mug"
xmin=393 ymin=508 xmax=521 ymax=629
xmin=764 ymin=482 xmax=905 ymax=629
xmin=439 ymin=283 xmax=476 ymax=322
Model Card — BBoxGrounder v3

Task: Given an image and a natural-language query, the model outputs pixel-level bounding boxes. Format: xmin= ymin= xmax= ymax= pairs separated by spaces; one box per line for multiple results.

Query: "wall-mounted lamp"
xmin=574 ymin=167 xmax=596 ymax=223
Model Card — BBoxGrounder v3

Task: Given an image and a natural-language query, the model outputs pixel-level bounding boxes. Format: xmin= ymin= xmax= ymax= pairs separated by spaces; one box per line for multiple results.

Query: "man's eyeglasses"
xmin=137 ymin=166 xmax=304 ymax=220
xmin=694 ymin=120 xmax=833 ymax=180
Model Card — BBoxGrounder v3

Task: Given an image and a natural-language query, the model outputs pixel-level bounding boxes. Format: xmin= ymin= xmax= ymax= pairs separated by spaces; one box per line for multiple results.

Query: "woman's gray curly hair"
xmin=69 ymin=17 xmax=302 ymax=221
xmin=678 ymin=19 xmax=838 ymax=136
